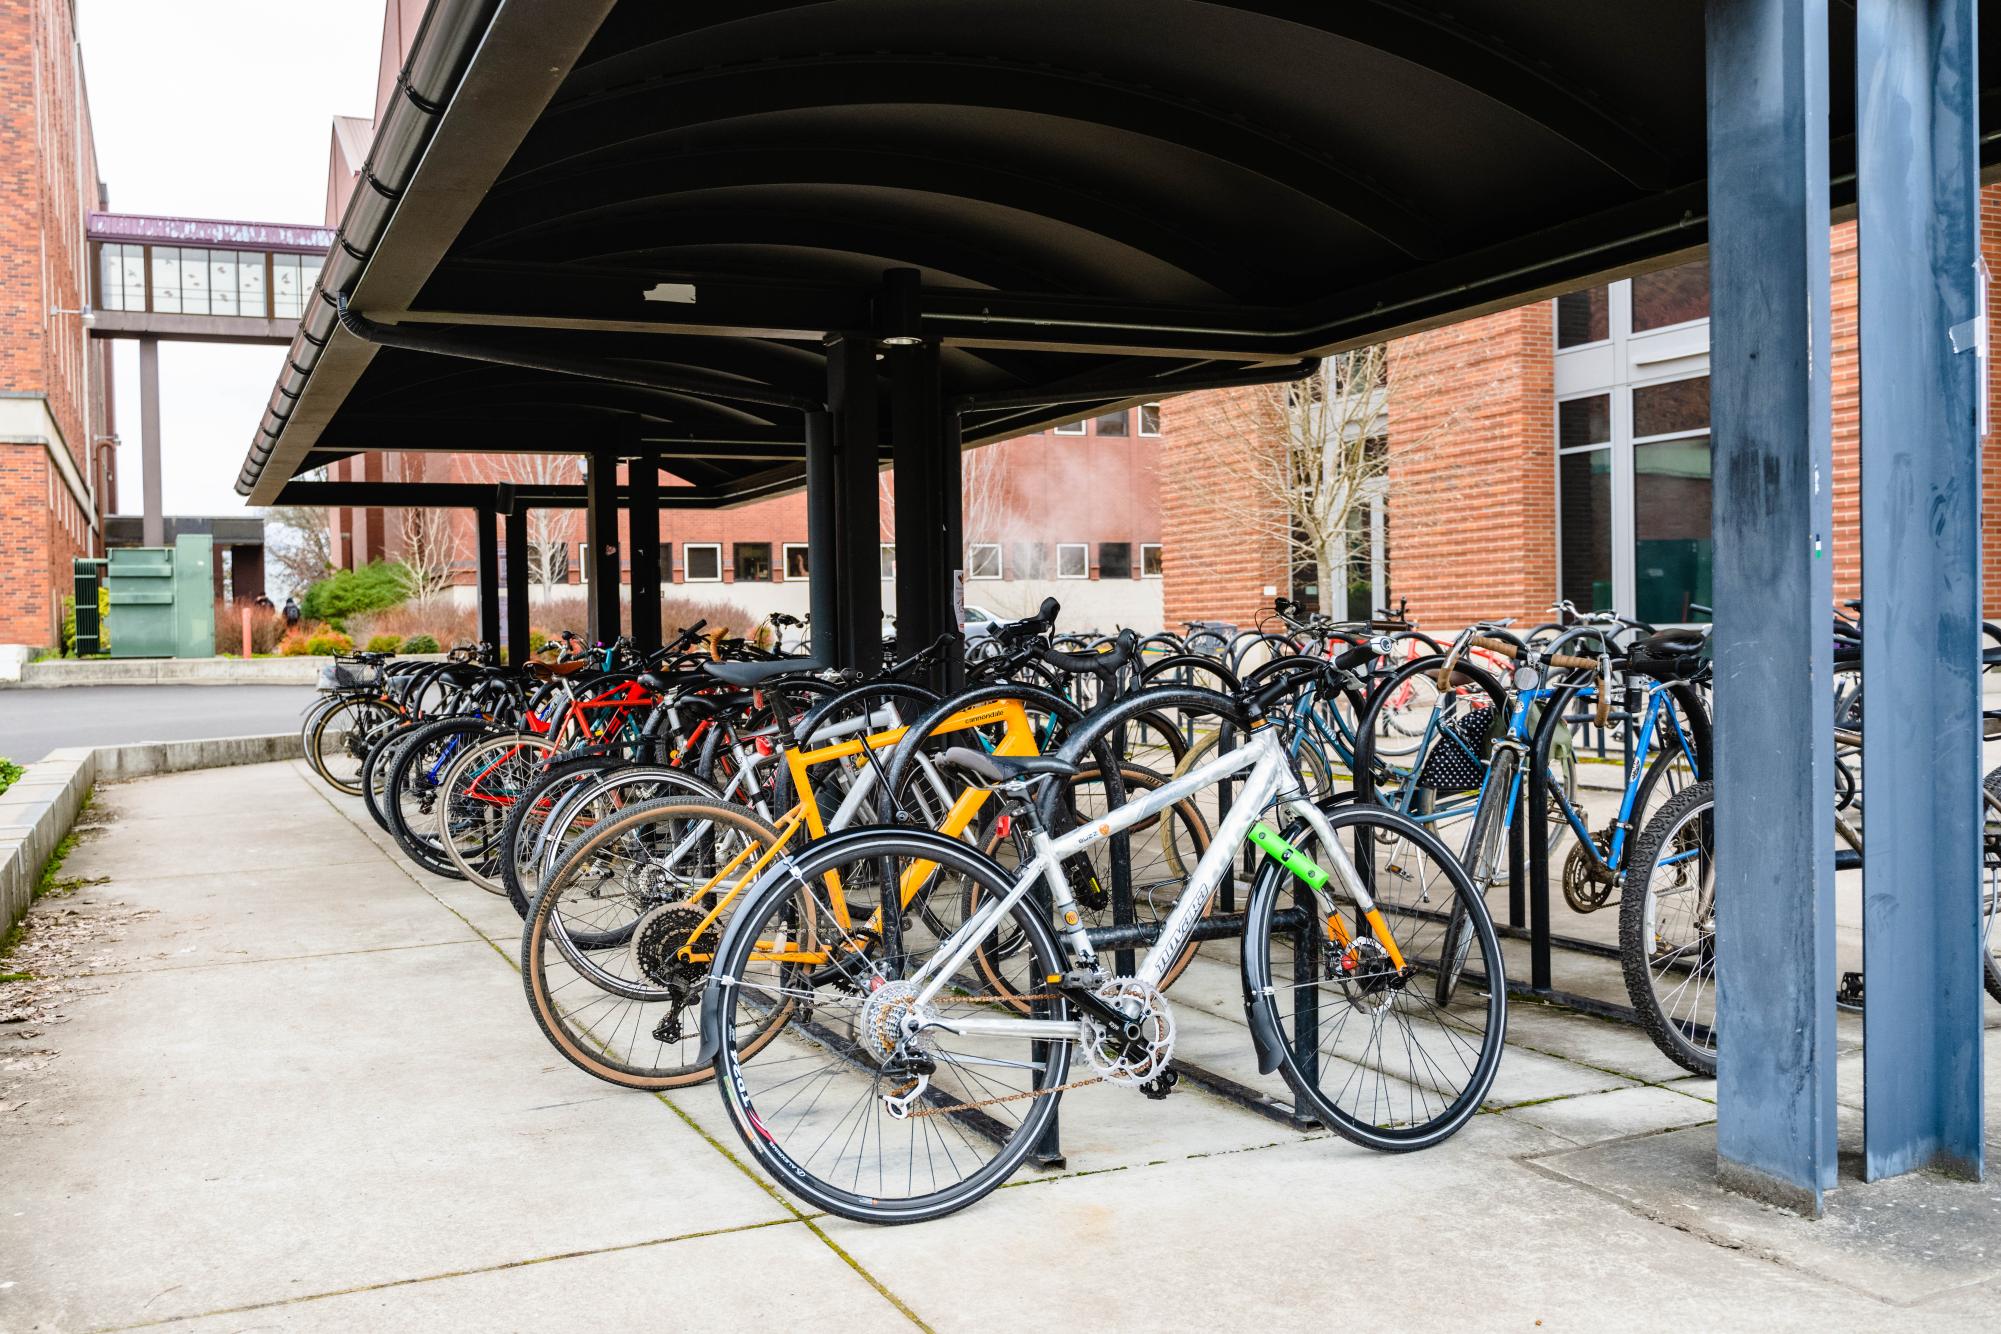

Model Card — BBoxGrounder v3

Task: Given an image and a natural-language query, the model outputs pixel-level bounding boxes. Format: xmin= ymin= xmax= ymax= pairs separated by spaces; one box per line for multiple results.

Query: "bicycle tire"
xmin=1618 ymin=780 xmax=1716 ymax=1076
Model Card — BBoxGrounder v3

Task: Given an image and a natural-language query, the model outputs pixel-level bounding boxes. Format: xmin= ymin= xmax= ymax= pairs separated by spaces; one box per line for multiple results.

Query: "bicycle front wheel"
xmin=1245 ymin=801 xmax=1506 ymax=1151
xmin=712 ymin=831 xmax=1073 ymax=1224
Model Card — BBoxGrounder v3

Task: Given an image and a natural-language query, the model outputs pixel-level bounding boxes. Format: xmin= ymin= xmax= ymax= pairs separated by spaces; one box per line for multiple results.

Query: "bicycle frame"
xmin=906 ymin=724 xmax=1407 ymax=1041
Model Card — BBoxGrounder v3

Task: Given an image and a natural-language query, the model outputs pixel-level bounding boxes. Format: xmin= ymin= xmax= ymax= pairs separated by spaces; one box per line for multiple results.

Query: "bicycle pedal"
xmin=1837 ymin=970 xmax=1865 ymax=1008
xmin=1139 ymin=1067 xmax=1179 ymax=1100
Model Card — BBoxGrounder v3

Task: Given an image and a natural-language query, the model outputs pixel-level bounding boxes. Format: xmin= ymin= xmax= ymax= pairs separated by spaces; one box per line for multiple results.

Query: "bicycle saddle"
xmin=936 ymin=746 xmax=1078 ymax=787
xmin=1626 ymin=628 xmax=1707 ymax=680
xmin=702 ymin=656 xmax=823 ymax=687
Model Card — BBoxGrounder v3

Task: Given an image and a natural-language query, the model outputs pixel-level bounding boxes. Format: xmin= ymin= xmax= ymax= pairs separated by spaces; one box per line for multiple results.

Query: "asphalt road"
xmin=0 ymin=685 xmax=317 ymax=763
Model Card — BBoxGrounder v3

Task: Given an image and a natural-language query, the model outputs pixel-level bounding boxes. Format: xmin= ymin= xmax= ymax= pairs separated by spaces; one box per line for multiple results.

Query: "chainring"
xmin=1081 ymin=977 xmax=1175 ymax=1085
xmin=1562 ymin=830 xmax=1619 ymax=913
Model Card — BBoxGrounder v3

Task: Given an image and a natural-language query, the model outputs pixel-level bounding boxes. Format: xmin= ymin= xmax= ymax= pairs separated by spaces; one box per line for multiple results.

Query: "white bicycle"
xmin=695 ymin=685 xmax=1508 ymax=1223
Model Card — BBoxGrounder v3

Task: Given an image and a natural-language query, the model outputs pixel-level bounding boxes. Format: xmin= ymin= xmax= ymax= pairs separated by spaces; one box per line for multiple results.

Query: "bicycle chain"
xmin=881 ymin=990 xmax=1106 ymax=1119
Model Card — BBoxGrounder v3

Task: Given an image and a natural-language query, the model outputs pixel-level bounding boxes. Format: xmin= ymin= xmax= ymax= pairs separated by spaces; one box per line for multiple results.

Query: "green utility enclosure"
xmin=106 ymin=536 xmax=215 ymax=658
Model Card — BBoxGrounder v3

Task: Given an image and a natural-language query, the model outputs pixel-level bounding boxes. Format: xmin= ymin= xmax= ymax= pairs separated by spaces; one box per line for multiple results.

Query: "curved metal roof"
xmin=240 ymin=0 xmax=1998 ymax=504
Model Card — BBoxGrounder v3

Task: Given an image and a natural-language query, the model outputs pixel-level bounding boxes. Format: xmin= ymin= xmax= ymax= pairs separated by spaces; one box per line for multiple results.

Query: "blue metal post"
xmin=1705 ymin=0 xmax=1840 ymax=1215
xmin=1856 ymin=0 xmax=1985 ymax=1182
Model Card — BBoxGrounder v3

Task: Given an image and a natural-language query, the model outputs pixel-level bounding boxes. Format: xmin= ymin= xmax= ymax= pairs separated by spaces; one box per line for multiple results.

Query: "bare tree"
xmin=397 ymin=505 xmax=464 ymax=605
xmin=1189 ymin=342 xmax=1485 ymax=616
xmin=264 ymin=504 xmax=336 ymax=594
xmin=456 ymin=453 xmax=582 ymax=585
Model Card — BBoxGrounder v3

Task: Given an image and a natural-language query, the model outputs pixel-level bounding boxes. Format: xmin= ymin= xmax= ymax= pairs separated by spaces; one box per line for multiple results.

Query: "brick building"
xmin=1162 ymin=188 xmax=2001 ymax=634
xmin=0 ymin=0 xmax=113 ymax=648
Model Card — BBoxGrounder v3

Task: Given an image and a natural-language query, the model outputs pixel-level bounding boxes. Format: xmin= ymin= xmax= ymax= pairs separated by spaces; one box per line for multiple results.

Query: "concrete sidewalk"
xmin=0 ymin=761 xmax=1996 ymax=1331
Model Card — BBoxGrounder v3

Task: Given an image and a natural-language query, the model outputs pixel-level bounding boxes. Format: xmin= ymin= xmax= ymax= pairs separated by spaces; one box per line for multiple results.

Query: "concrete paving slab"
xmin=160 ymin=1222 xmax=916 ymax=1334
xmin=1529 ymin=1120 xmax=2001 ymax=1310
xmin=0 ymin=943 xmax=792 ymax=1331
xmin=822 ymin=1116 xmax=1942 ymax=1333
xmin=1482 ymin=1041 xmax=1638 ymax=1109
xmin=1501 ymin=1083 xmax=1718 ymax=1145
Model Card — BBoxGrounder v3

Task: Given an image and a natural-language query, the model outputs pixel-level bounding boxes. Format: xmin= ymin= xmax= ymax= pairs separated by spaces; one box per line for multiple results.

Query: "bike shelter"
xmin=234 ymin=1 xmax=1995 ymax=1211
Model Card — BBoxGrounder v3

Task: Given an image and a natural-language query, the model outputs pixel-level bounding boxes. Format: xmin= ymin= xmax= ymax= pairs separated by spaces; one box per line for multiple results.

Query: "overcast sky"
xmin=80 ymin=0 xmax=385 ymax=517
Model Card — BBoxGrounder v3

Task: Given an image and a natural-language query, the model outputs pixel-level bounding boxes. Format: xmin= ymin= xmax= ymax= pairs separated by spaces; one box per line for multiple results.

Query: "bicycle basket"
xmin=1414 ymin=705 xmax=1496 ymax=793
xmin=318 ymin=660 xmax=382 ymax=691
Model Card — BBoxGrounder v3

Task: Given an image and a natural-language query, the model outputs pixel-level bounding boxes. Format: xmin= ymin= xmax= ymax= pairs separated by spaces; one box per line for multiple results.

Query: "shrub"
xmin=300 ymin=561 xmax=408 ymax=625
xmin=0 ymin=756 xmax=23 ymax=796
xmin=527 ymin=628 xmax=549 ymax=655
xmin=404 ymin=633 xmax=442 ymax=655
xmin=214 ymin=601 xmax=287 ymax=656
xmin=304 ymin=631 xmax=355 ymax=656
xmin=346 ymin=600 xmax=479 ymax=649
xmin=365 ymin=634 xmax=403 ymax=654
xmin=276 ymin=629 xmax=312 ymax=656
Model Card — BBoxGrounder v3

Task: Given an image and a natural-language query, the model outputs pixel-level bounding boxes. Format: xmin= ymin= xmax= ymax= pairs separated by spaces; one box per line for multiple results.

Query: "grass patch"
xmin=0 ymin=756 xmax=21 ymax=796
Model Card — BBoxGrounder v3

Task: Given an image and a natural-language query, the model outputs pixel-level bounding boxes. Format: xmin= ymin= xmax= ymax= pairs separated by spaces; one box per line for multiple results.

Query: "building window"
xmin=1012 ymin=542 xmax=1046 ymax=578
xmin=684 ymin=542 xmax=721 ymax=582
xmin=967 ymin=543 xmax=1003 ymax=579
xmin=658 ymin=547 xmax=674 ymax=584
xmin=1056 ymin=543 xmax=1089 ymax=579
xmin=1555 ymin=285 xmax=1608 ymax=348
xmin=879 ymin=543 xmax=896 ymax=580
xmin=1632 ymin=375 xmax=1712 ymax=624
xmin=1094 ymin=410 xmax=1129 ymax=436
xmin=150 ymin=245 xmax=182 ymax=313
xmin=1138 ymin=402 xmax=1162 ymax=436
xmin=782 ymin=543 xmax=810 ymax=579
xmin=1630 ymin=259 xmax=1709 ymax=334
xmin=1052 ymin=419 xmax=1087 ymax=435
xmin=1141 ymin=543 xmax=1162 ymax=577
xmin=1099 ymin=542 xmax=1133 ymax=578
xmin=734 ymin=542 xmax=773 ymax=582
xmin=98 ymin=244 xmax=146 ymax=313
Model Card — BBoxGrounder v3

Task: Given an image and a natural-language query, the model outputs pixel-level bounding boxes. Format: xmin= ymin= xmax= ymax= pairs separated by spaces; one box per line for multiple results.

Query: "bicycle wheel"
xmin=1244 ymin=801 xmax=1506 ymax=1150
xmin=1618 ymin=780 xmax=1716 ymax=1075
xmin=522 ymin=798 xmax=791 ymax=1088
xmin=308 ymin=695 xmax=390 ymax=794
xmin=386 ymin=719 xmax=490 ymax=877
xmin=1980 ymin=768 xmax=2001 ymax=1003
xmin=712 ymin=830 xmax=1073 ymax=1224
xmin=436 ymin=733 xmax=559 ymax=892
xmin=1436 ymin=743 xmax=1517 ymax=1005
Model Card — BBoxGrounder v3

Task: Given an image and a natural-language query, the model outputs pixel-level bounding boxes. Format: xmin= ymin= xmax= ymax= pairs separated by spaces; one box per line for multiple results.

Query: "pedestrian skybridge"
xmin=86 ymin=212 xmax=332 ymax=344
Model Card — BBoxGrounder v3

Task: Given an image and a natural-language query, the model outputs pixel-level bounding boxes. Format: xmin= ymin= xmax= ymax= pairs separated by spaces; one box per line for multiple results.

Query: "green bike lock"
xmin=1248 ymin=823 xmax=1328 ymax=891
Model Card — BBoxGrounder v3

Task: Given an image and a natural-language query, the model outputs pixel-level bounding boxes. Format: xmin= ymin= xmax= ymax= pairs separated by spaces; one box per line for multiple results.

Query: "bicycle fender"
xmin=694 ymin=825 xmax=1016 ymax=1067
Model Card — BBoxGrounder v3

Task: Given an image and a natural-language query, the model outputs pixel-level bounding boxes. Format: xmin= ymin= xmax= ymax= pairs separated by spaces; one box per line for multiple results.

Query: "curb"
xmin=0 ymin=732 xmax=301 ymax=937
xmin=6 ymin=658 xmax=328 ymax=688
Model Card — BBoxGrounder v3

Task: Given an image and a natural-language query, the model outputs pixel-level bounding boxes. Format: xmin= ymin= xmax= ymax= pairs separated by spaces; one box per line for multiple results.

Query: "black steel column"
xmin=826 ymin=335 xmax=882 ymax=669
xmin=890 ymin=335 xmax=959 ymax=669
xmin=503 ymin=506 xmax=530 ymax=666
xmin=1705 ymin=0 xmax=1838 ymax=1216
xmin=583 ymin=446 xmax=623 ymax=645
xmin=474 ymin=504 xmax=500 ymax=652
xmin=628 ymin=455 xmax=662 ymax=653
xmin=804 ymin=410 xmax=839 ymax=658
xmin=1856 ymin=0 xmax=1984 ymax=1182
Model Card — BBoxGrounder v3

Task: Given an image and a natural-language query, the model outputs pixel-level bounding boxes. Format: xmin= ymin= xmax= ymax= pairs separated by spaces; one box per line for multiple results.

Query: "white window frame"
xmin=578 ymin=541 xmax=590 ymax=581
xmin=1140 ymin=543 xmax=1162 ymax=577
xmin=683 ymin=542 xmax=722 ymax=583
xmin=966 ymin=543 xmax=1004 ymax=580
xmin=1552 ymin=273 xmax=1711 ymax=623
xmin=1056 ymin=542 xmax=1089 ymax=580
xmin=1051 ymin=419 xmax=1087 ymax=435
xmin=781 ymin=542 xmax=810 ymax=580
xmin=1138 ymin=402 xmax=1162 ymax=436
xmin=879 ymin=543 xmax=896 ymax=580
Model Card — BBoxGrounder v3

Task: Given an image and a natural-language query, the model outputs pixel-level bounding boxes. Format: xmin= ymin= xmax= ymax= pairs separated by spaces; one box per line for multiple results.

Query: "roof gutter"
xmin=235 ymin=0 xmax=501 ymax=497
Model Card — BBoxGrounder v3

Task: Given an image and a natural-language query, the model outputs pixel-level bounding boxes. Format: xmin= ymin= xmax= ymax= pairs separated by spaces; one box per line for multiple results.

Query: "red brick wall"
xmin=1383 ymin=307 xmax=1557 ymax=630
xmin=0 ymin=0 xmax=105 ymax=647
xmin=1156 ymin=385 xmax=1289 ymax=629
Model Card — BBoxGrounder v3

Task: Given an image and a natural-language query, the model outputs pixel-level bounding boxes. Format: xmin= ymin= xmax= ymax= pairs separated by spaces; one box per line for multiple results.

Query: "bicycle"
xmin=696 ymin=682 xmax=1506 ymax=1223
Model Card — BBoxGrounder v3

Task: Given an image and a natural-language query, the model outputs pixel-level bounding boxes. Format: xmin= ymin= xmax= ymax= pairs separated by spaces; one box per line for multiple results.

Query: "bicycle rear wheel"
xmin=712 ymin=831 xmax=1073 ymax=1224
xmin=1618 ymin=780 xmax=1716 ymax=1075
xmin=522 ymin=798 xmax=789 ymax=1088
xmin=1244 ymin=801 xmax=1506 ymax=1151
